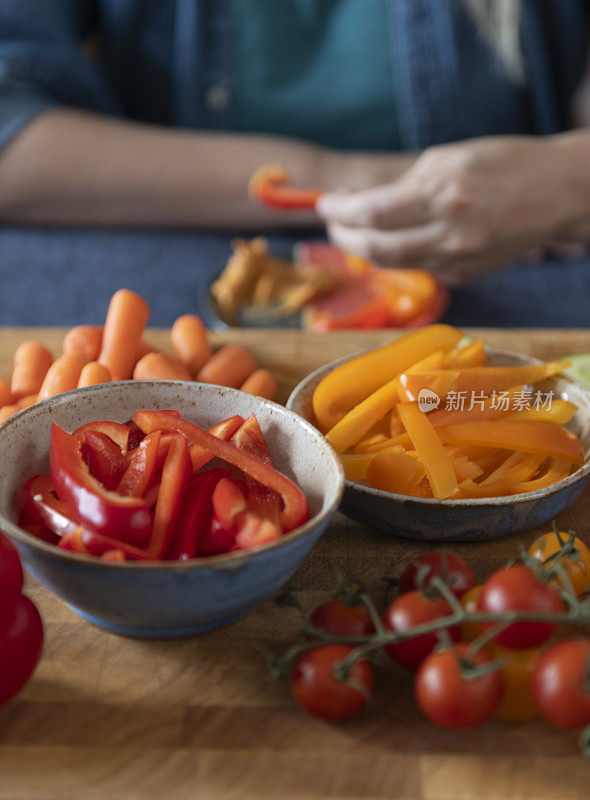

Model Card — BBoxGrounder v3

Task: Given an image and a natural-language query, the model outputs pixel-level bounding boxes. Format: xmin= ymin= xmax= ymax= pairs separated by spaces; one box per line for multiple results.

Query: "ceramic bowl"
xmin=287 ymin=347 xmax=590 ymax=542
xmin=0 ymin=381 xmax=344 ymax=637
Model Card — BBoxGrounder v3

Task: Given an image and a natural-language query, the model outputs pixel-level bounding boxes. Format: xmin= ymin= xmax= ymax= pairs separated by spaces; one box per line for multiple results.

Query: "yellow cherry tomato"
xmin=528 ymin=530 xmax=590 ymax=597
xmin=460 ymin=585 xmax=483 ymax=643
xmin=488 ymin=644 xmax=540 ymax=722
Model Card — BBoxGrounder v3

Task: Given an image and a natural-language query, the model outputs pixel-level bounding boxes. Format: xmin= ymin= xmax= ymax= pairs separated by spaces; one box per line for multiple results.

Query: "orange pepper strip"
xmin=458 ymin=454 xmax=549 ymax=498
xmin=340 ymin=452 xmax=379 ymax=482
xmin=436 ymin=420 xmax=584 ymax=466
xmin=443 ymin=339 xmax=487 ymax=368
xmin=390 ymin=409 xmax=404 ymax=438
xmin=511 ymin=458 xmax=572 ymax=494
xmin=248 ymin=165 xmax=322 ymax=210
xmin=398 ymin=361 xmax=571 ymax=403
xmin=312 ymin=325 xmax=464 ymax=432
xmin=366 ymin=447 xmax=426 ymax=495
xmin=327 ymin=349 xmax=447 ymax=453
xmin=451 ymin=455 xmax=484 ymax=482
xmin=397 ymin=403 xmax=458 ymax=499
xmin=503 ymin=399 xmax=578 ymax=425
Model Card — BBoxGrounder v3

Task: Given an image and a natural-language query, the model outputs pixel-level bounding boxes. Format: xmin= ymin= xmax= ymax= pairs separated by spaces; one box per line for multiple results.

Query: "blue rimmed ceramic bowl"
xmin=287 ymin=347 xmax=590 ymax=542
xmin=0 ymin=381 xmax=344 ymax=637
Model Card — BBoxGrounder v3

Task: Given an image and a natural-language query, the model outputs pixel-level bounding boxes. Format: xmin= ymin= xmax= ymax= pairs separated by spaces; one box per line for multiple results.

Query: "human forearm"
xmin=0 ymin=109 xmax=415 ymax=228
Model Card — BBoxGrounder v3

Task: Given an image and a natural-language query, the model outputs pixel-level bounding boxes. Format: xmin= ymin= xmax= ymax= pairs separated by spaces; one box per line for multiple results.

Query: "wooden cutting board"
xmin=1 ymin=327 xmax=590 ymax=800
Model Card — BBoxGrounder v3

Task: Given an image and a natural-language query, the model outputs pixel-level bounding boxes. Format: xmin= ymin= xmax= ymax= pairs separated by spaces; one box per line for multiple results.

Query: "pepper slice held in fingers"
xmin=249 ymin=165 xmax=322 ymax=211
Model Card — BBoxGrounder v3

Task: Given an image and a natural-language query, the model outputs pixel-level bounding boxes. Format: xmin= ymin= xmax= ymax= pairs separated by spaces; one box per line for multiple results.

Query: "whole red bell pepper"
xmin=50 ymin=423 xmax=152 ymax=544
xmin=146 ymin=433 xmax=192 ymax=558
xmin=167 ymin=468 xmax=230 ymax=560
xmin=0 ymin=532 xmax=44 ymax=706
xmin=84 ymin=430 xmax=128 ymax=490
xmin=132 ymin=410 xmax=309 ymax=532
xmin=117 ymin=430 xmax=161 ymax=497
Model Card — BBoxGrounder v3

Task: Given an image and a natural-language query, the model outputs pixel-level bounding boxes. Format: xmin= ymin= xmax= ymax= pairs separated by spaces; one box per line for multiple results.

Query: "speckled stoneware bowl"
xmin=0 ymin=381 xmax=344 ymax=637
xmin=287 ymin=347 xmax=590 ymax=542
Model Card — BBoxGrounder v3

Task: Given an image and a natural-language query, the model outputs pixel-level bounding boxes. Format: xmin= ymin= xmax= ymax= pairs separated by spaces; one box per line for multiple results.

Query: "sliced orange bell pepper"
xmin=458 ymin=453 xmax=548 ymax=497
xmin=436 ymin=420 xmax=584 ymax=466
xmin=503 ymin=399 xmax=577 ymax=425
xmin=326 ymin=350 xmax=447 ymax=453
xmin=366 ymin=447 xmax=426 ymax=495
xmin=397 ymin=403 xmax=458 ymax=499
xmin=248 ymin=165 xmax=322 ymax=210
xmin=312 ymin=324 xmax=463 ymax=432
xmin=340 ymin=452 xmax=379 ymax=482
xmin=511 ymin=457 xmax=572 ymax=493
xmin=451 ymin=455 xmax=484 ymax=482
xmin=398 ymin=361 xmax=571 ymax=403
xmin=443 ymin=339 xmax=486 ymax=368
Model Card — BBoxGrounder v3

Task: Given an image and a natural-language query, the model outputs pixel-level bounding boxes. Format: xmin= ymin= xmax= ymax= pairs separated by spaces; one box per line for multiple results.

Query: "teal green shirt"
xmin=231 ymin=0 xmax=400 ymax=150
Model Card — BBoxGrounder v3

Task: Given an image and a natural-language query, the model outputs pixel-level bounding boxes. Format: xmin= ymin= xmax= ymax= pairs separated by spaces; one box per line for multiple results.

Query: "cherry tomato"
xmin=399 ymin=551 xmax=477 ymax=600
xmin=478 ymin=565 xmax=563 ymax=648
xmin=460 ymin=585 xmax=483 ymax=643
xmin=528 ymin=531 xmax=590 ymax=597
xmin=531 ymin=639 xmax=590 ymax=728
xmin=488 ymin=644 xmax=540 ymax=722
xmin=291 ymin=644 xmax=374 ymax=721
xmin=383 ymin=591 xmax=459 ymax=671
xmin=0 ymin=595 xmax=44 ymax=706
xmin=0 ymin=532 xmax=23 ymax=611
xmin=310 ymin=599 xmax=375 ymax=638
xmin=415 ymin=642 xmax=504 ymax=729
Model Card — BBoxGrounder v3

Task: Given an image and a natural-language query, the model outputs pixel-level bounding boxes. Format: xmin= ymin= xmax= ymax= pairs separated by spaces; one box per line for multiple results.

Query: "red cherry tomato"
xmin=531 ymin=639 xmax=590 ymax=728
xmin=399 ymin=551 xmax=477 ymax=600
xmin=383 ymin=591 xmax=459 ymax=671
xmin=415 ymin=643 xmax=504 ymax=729
xmin=291 ymin=644 xmax=374 ymax=721
xmin=0 ymin=532 xmax=23 ymax=611
xmin=310 ymin=599 xmax=375 ymax=638
xmin=0 ymin=595 xmax=44 ymax=706
xmin=478 ymin=565 xmax=563 ymax=648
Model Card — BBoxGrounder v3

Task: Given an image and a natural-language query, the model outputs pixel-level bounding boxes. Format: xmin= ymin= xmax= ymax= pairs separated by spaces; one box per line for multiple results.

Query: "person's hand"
xmin=317 ymin=136 xmax=585 ymax=286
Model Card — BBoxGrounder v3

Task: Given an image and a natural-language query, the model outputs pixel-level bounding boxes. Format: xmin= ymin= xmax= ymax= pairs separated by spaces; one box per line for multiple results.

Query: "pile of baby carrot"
xmin=312 ymin=324 xmax=585 ymax=500
xmin=0 ymin=289 xmax=277 ymax=423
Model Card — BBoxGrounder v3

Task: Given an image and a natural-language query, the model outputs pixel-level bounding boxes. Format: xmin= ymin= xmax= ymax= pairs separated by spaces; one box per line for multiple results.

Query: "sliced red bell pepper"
xmin=132 ymin=410 xmax=244 ymax=471
xmin=101 ymin=549 xmax=126 ymax=562
xmin=234 ymin=512 xmax=281 ymax=550
xmin=145 ymin=433 xmax=192 ymax=558
xmin=167 ymin=468 xmax=230 ymax=560
xmin=117 ymin=430 xmax=161 ymax=498
xmin=248 ymin=165 xmax=322 ymax=210
xmin=125 ymin=419 xmax=146 ymax=451
xmin=17 ymin=510 xmax=59 ymax=545
xmin=72 ymin=420 xmax=130 ymax=453
xmin=198 ymin=517 xmax=237 ymax=556
xmin=230 ymin=415 xmax=281 ymax=527
xmin=84 ymin=430 xmax=128 ymax=490
xmin=16 ymin=474 xmax=151 ymax=560
xmin=133 ymin=410 xmax=308 ymax=532
xmin=212 ymin=477 xmax=246 ymax=532
xmin=58 ymin=528 xmax=88 ymax=554
xmin=50 ymin=423 xmax=152 ymax=544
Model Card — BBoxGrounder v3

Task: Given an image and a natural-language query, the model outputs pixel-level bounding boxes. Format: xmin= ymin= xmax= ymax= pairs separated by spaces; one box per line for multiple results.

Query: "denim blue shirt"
xmin=0 ymin=0 xmax=588 ymax=153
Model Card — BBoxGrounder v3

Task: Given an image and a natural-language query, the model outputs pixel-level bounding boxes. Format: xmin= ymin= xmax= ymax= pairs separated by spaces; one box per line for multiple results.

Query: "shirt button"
xmin=203 ymin=83 xmax=233 ymax=112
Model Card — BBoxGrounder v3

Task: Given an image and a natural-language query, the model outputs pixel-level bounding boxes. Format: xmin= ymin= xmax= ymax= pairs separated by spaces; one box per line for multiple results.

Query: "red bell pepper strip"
xmin=133 ymin=410 xmax=309 ymax=532
xmin=248 ymin=165 xmax=322 ymax=211
xmin=58 ymin=528 xmax=88 ymax=554
xmin=16 ymin=475 xmax=151 ymax=560
xmin=84 ymin=430 xmax=128 ymax=490
xmin=117 ymin=431 xmax=161 ymax=497
xmin=167 ymin=468 xmax=230 ymax=560
xmin=212 ymin=478 xmax=246 ymax=532
xmin=125 ymin=419 xmax=146 ymax=451
xmin=146 ymin=433 xmax=192 ymax=558
xmin=235 ymin=513 xmax=281 ymax=550
xmin=231 ymin=415 xmax=281 ymax=527
xmin=198 ymin=517 xmax=237 ymax=556
xmin=72 ymin=420 xmax=130 ymax=453
xmin=17 ymin=510 xmax=59 ymax=545
xmin=101 ymin=549 xmax=126 ymax=562
xmin=50 ymin=423 xmax=152 ymax=544
xmin=132 ymin=410 xmax=244 ymax=471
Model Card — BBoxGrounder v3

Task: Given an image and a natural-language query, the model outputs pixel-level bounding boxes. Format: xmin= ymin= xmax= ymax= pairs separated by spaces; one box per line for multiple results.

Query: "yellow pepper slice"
xmin=312 ymin=324 xmax=463 ymax=432
xmin=366 ymin=447 xmax=426 ymax=495
xmin=340 ymin=452 xmax=379 ymax=481
xmin=436 ymin=420 xmax=584 ymax=465
xmin=503 ymin=399 xmax=577 ymax=425
xmin=398 ymin=361 xmax=571 ymax=403
xmin=511 ymin=457 xmax=571 ymax=493
xmin=397 ymin=402 xmax=458 ymax=499
xmin=444 ymin=339 xmax=486 ymax=368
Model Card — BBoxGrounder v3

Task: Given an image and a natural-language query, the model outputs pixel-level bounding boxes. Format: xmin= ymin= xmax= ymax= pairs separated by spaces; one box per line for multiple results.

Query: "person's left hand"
xmin=316 ymin=136 xmax=584 ymax=286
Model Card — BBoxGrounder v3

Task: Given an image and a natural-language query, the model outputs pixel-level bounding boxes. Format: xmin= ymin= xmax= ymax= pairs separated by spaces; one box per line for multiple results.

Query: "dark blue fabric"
xmin=0 ymin=0 xmax=589 ymax=152
xmin=0 ymin=226 xmax=588 ymax=329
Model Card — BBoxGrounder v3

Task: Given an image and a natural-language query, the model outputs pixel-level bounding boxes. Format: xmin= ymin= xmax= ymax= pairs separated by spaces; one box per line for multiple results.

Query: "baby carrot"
xmin=11 ymin=341 xmax=53 ymax=398
xmin=16 ymin=394 xmax=38 ymax=410
xmin=38 ymin=353 xmax=86 ymax=401
xmin=170 ymin=314 xmax=211 ymax=374
xmin=78 ymin=362 xmax=112 ymax=388
xmin=197 ymin=345 xmax=257 ymax=388
xmin=63 ymin=325 xmax=103 ymax=363
xmin=137 ymin=339 xmax=158 ymax=360
xmin=98 ymin=289 xmax=150 ymax=380
xmin=0 ymin=381 xmax=12 ymax=408
xmin=133 ymin=352 xmax=192 ymax=381
xmin=240 ymin=368 xmax=278 ymax=400
xmin=0 ymin=404 xmax=19 ymax=423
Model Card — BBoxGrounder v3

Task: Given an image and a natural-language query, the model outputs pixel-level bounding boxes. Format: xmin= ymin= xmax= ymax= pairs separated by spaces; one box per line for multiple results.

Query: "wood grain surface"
xmin=1 ymin=327 xmax=590 ymax=800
